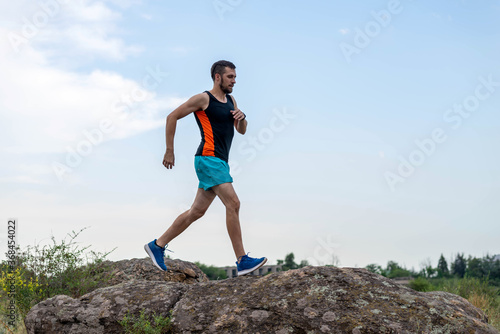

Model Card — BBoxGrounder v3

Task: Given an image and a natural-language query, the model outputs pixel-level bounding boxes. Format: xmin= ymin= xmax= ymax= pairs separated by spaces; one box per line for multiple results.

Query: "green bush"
xmin=119 ymin=310 xmax=172 ymax=334
xmin=0 ymin=227 xmax=113 ymax=333
xmin=15 ymin=228 xmax=114 ymax=300
xmin=409 ymin=277 xmax=434 ymax=292
xmin=194 ymin=262 xmax=227 ymax=280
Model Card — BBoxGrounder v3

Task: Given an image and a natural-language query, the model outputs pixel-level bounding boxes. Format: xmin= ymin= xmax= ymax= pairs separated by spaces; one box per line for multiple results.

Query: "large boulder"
xmin=24 ymin=280 xmax=184 ymax=334
xmin=102 ymin=257 xmax=209 ymax=286
xmin=25 ymin=266 xmax=499 ymax=334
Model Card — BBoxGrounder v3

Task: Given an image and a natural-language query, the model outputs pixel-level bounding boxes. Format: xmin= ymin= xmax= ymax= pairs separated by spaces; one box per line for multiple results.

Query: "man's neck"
xmin=209 ymin=87 xmax=227 ymax=102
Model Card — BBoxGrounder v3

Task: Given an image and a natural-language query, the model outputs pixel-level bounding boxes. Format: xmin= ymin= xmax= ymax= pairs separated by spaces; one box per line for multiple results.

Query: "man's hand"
xmin=231 ymin=108 xmax=246 ymax=121
xmin=163 ymin=150 xmax=175 ymax=169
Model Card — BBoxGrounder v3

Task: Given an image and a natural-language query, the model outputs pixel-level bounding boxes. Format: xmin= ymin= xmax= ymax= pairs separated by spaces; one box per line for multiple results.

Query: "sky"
xmin=1 ymin=0 xmax=499 ymax=272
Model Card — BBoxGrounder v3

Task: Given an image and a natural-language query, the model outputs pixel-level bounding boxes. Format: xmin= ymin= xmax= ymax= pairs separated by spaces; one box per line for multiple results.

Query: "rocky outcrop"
xmin=25 ymin=265 xmax=499 ymax=334
xmin=102 ymin=257 xmax=209 ymax=286
xmin=25 ymin=280 xmax=184 ymax=334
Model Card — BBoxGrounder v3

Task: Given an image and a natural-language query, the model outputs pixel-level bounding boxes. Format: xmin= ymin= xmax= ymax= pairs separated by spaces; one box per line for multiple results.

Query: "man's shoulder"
xmin=189 ymin=92 xmax=210 ymax=104
xmin=192 ymin=91 xmax=210 ymax=100
xmin=187 ymin=92 xmax=210 ymax=108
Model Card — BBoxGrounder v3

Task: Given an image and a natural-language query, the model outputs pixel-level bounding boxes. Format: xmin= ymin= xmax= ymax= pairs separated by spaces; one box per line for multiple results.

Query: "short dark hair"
xmin=211 ymin=60 xmax=236 ymax=81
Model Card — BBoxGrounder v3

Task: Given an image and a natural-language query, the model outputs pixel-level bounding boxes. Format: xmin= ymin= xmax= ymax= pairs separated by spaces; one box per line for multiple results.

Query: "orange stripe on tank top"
xmin=196 ymin=110 xmax=215 ymax=156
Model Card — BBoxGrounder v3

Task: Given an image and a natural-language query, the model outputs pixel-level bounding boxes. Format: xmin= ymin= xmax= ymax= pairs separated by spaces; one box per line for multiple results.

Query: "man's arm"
xmin=230 ymin=96 xmax=247 ymax=135
xmin=163 ymin=93 xmax=209 ymax=169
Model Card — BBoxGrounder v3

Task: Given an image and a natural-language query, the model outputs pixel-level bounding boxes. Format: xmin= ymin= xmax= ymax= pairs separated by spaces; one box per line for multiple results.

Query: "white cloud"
xmin=0 ymin=0 xmax=184 ymax=186
xmin=339 ymin=28 xmax=350 ymax=35
xmin=2 ymin=0 xmax=142 ymax=61
xmin=0 ymin=41 xmax=178 ymax=155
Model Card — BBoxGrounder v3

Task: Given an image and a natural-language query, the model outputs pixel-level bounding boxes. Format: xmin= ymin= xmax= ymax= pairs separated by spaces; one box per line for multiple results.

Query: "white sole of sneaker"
xmin=238 ymin=257 xmax=268 ymax=276
xmin=144 ymin=244 xmax=166 ymax=271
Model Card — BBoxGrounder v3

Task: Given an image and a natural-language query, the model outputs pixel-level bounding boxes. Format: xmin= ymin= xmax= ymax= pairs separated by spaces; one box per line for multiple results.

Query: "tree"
xmin=299 ymin=259 xmax=310 ymax=268
xmin=466 ymin=256 xmax=484 ymax=278
xmin=365 ymin=264 xmax=384 ymax=276
xmin=419 ymin=258 xmax=437 ymax=278
xmin=437 ymin=254 xmax=449 ymax=277
xmin=451 ymin=253 xmax=466 ymax=278
xmin=277 ymin=253 xmax=309 ymax=271
xmin=385 ymin=261 xmax=411 ymax=278
xmin=277 ymin=253 xmax=299 ymax=271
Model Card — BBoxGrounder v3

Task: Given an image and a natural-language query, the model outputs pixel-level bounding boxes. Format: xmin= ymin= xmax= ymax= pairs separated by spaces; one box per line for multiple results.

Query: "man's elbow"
xmin=166 ymin=112 xmax=177 ymax=123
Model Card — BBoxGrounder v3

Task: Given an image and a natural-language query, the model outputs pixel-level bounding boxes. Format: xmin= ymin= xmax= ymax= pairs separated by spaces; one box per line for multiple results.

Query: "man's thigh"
xmin=211 ymin=182 xmax=239 ymax=206
xmin=192 ymin=187 xmax=217 ymax=211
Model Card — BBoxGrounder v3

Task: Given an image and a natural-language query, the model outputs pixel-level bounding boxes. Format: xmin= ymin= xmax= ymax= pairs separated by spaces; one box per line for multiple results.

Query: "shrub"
xmin=409 ymin=277 xmax=434 ymax=292
xmin=119 ymin=310 xmax=172 ymax=334
xmin=0 ymin=228 xmax=113 ymax=333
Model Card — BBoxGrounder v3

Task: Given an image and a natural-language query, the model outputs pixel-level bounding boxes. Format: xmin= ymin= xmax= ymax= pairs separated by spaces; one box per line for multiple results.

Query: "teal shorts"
xmin=194 ymin=156 xmax=233 ymax=191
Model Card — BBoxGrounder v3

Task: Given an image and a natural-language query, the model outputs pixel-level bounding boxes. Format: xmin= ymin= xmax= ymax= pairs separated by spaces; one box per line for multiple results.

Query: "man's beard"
xmin=220 ymin=78 xmax=233 ymax=94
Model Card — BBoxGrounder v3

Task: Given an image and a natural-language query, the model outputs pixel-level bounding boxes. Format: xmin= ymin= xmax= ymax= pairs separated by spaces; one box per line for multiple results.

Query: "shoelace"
xmin=237 ymin=252 xmax=251 ymax=263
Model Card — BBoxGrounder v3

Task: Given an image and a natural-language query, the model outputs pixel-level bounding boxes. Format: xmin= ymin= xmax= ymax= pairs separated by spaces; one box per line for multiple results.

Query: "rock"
xmin=25 ymin=280 xmax=185 ymax=334
xmin=171 ymin=266 xmax=499 ymax=333
xmin=101 ymin=257 xmax=209 ymax=286
xmin=25 ymin=266 xmax=499 ymax=334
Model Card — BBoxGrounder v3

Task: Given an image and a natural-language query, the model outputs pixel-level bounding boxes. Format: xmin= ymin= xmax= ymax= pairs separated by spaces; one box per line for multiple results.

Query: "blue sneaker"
xmin=144 ymin=239 xmax=168 ymax=271
xmin=236 ymin=254 xmax=267 ymax=276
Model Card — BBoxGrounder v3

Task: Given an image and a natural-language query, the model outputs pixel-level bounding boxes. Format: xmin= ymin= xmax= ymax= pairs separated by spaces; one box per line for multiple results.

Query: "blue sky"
xmin=1 ymin=0 xmax=499 ymax=271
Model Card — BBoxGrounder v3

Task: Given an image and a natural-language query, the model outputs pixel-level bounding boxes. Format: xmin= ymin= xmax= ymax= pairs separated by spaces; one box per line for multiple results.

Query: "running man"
xmin=145 ymin=60 xmax=267 ymax=276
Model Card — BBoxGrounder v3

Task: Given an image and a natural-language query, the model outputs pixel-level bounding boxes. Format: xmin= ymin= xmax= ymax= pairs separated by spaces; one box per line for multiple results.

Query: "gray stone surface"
xmin=25 ymin=264 xmax=499 ymax=334
xmin=102 ymin=257 xmax=209 ymax=286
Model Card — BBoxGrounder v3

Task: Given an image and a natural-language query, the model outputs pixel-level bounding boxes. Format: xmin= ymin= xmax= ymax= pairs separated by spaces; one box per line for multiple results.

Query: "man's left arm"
xmin=230 ymin=96 xmax=247 ymax=134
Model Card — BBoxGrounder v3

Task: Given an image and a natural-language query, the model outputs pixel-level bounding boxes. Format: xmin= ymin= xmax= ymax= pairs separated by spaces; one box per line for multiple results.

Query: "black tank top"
xmin=194 ymin=91 xmax=235 ymax=162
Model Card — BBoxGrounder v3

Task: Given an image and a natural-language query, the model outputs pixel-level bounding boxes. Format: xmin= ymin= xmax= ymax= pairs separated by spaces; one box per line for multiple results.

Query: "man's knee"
xmin=226 ymin=197 xmax=240 ymax=212
xmin=189 ymin=206 xmax=207 ymax=220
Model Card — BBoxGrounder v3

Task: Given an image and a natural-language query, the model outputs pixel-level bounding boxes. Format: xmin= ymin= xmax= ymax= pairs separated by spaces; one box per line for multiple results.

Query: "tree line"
xmin=365 ymin=253 xmax=500 ymax=284
xmin=196 ymin=252 xmax=500 ymax=284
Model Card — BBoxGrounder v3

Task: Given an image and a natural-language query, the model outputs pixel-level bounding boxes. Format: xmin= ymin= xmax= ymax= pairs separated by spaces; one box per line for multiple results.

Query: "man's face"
xmin=219 ymin=67 xmax=236 ymax=94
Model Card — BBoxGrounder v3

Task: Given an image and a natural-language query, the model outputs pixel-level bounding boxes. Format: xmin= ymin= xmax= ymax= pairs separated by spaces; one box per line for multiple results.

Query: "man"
xmin=145 ymin=60 xmax=267 ymax=276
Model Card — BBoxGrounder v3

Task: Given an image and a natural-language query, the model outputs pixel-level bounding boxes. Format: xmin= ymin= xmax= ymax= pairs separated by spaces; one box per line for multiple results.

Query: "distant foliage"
xmin=437 ymin=254 xmax=449 ymax=278
xmin=408 ymin=277 xmax=434 ymax=292
xmin=385 ymin=261 xmax=412 ymax=279
xmin=276 ymin=253 xmax=310 ymax=271
xmin=364 ymin=253 xmax=500 ymax=331
xmin=451 ymin=253 xmax=467 ymax=278
xmin=365 ymin=264 xmax=384 ymax=275
xmin=194 ymin=262 xmax=227 ymax=280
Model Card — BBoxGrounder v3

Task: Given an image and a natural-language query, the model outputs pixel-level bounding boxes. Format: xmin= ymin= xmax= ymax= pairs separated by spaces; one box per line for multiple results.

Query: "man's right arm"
xmin=163 ymin=93 xmax=209 ymax=169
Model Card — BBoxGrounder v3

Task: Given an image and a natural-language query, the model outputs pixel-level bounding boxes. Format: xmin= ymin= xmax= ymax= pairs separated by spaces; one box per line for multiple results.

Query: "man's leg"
xmin=156 ymin=188 xmax=216 ymax=248
xmin=211 ymin=183 xmax=246 ymax=260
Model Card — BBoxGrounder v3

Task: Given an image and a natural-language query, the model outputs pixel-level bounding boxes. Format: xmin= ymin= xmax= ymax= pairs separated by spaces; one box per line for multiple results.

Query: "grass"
xmin=119 ymin=310 xmax=172 ymax=334
xmin=410 ymin=276 xmax=500 ymax=330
